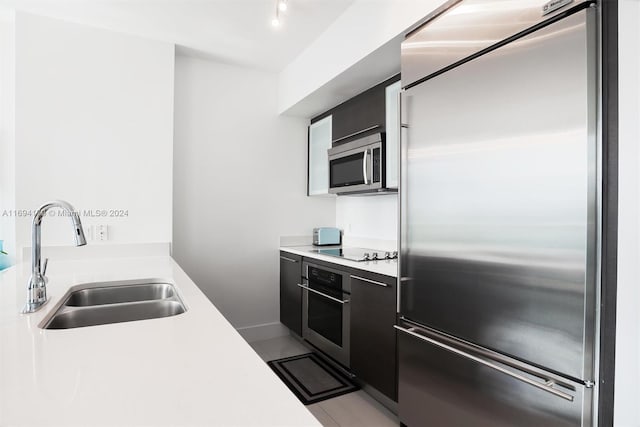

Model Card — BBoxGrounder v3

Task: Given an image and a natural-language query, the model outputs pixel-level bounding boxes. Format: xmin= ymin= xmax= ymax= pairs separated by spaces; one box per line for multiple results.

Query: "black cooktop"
xmin=310 ymin=247 xmax=397 ymax=262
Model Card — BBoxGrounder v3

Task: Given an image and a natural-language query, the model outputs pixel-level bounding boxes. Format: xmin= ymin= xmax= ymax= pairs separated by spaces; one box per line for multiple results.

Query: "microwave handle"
xmin=363 ymin=149 xmax=369 ymax=185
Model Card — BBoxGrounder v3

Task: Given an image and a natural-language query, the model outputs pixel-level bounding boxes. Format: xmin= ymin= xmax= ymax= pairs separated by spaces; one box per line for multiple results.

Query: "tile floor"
xmin=249 ymin=335 xmax=399 ymax=427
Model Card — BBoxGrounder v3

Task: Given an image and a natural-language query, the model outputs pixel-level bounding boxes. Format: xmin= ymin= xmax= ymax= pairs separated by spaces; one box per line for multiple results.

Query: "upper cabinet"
xmin=331 ymin=85 xmax=386 ymax=145
xmin=385 ymin=81 xmax=401 ymax=189
xmin=308 ymin=115 xmax=332 ymax=196
xmin=307 ymin=75 xmax=400 ymax=197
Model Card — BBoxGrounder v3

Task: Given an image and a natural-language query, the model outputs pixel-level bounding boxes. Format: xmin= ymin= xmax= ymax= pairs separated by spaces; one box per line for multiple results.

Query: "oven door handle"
xmin=297 ymin=284 xmax=350 ymax=304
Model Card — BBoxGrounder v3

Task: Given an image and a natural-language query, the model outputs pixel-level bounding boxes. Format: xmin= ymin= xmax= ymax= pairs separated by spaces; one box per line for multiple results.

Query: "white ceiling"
xmin=0 ymin=0 xmax=355 ymax=71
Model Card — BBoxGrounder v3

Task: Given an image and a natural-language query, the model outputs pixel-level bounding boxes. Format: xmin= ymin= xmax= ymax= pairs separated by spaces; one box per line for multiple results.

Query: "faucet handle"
xmin=41 ymin=258 xmax=48 ymax=276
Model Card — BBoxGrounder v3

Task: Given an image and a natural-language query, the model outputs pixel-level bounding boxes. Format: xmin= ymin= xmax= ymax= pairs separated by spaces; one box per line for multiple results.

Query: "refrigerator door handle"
xmin=394 ymin=325 xmax=575 ymax=402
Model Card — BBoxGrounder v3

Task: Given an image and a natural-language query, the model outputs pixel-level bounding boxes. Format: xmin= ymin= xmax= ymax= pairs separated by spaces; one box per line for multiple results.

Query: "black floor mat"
xmin=267 ymin=353 xmax=359 ymax=405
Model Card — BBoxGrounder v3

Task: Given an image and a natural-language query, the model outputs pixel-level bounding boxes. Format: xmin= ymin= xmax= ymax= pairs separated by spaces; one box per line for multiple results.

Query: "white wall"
xmin=277 ymin=0 xmax=442 ymax=115
xmin=172 ymin=55 xmax=335 ymax=335
xmin=615 ymin=2 xmax=640 ymax=426
xmin=13 ymin=12 xmax=175 ymax=256
xmin=0 ymin=12 xmax=16 ymax=262
xmin=336 ymin=195 xmax=397 ymax=247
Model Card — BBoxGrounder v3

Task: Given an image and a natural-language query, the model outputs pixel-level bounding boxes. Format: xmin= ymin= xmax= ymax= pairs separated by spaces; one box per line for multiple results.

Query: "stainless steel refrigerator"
xmin=397 ymin=1 xmax=600 ymax=425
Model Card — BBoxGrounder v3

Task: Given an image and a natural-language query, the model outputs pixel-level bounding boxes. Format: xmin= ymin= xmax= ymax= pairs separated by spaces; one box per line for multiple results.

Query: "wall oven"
xmin=299 ymin=261 xmax=351 ymax=367
xmin=328 ymin=133 xmax=386 ymax=195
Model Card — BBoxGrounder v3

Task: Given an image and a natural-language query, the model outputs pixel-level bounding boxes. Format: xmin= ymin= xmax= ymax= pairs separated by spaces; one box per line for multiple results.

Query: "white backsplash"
xmin=341 ymin=236 xmax=397 ymax=252
xmin=279 ymin=235 xmax=314 ymax=246
xmin=336 ymin=194 xmax=398 ymax=250
xmin=282 ymin=194 xmax=399 ymax=251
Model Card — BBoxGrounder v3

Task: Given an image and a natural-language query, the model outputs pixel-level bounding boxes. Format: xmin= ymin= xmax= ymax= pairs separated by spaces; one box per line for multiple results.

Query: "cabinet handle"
xmin=280 ymin=256 xmax=298 ymax=263
xmin=394 ymin=325 xmax=575 ymax=402
xmin=297 ymin=284 xmax=350 ymax=304
xmin=331 ymin=125 xmax=381 ymax=145
xmin=350 ymin=275 xmax=389 ymax=287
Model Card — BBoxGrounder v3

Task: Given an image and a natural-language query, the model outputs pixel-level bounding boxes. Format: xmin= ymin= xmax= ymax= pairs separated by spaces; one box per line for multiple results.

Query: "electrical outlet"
xmin=85 ymin=225 xmax=94 ymax=241
xmin=96 ymin=225 xmax=109 ymax=241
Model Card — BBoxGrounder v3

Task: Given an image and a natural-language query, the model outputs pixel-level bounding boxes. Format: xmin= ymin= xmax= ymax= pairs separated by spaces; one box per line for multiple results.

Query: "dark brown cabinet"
xmin=331 ymin=85 xmax=386 ymax=145
xmin=310 ymin=74 xmax=400 ymax=148
xmin=278 ymin=252 xmax=398 ymax=401
xmin=279 ymin=252 xmax=302 ymax=336
xmin=350 ymin=271 xmax=397 ymax=400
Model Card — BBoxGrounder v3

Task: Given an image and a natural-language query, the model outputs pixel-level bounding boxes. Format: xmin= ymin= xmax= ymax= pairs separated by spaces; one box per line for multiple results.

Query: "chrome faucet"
xmin=23 ymin=200 xmax=86 ymax=313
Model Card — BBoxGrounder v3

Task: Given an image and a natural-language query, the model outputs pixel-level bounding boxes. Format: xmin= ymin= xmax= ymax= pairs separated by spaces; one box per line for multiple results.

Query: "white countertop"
xmin=0 ymin=255 xmax=320 ymax=427
xmin=279 ymin=246 xmax=398 ymax=278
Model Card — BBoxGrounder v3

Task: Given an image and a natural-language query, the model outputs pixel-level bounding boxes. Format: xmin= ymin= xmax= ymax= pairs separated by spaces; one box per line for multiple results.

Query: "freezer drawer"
xmin=396 ymin=322 xmax=591 ymax=427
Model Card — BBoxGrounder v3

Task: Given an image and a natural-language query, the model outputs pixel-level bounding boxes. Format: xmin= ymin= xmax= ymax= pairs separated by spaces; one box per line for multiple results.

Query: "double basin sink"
xmin=41 ymin=279 xmax=187 ymax=329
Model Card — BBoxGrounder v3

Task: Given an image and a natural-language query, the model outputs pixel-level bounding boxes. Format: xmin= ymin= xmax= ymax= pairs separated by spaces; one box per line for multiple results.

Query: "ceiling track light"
xmin=272 ymin=0 xmax=288 ymax=28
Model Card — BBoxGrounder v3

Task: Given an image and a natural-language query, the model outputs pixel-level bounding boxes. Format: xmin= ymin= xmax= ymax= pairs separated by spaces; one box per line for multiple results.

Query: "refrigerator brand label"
xmin=542 ymin=0 xmax=573 ymax=16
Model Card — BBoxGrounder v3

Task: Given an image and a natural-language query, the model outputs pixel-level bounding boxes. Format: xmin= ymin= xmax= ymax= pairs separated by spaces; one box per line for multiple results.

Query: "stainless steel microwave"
xmin=328 ymin=133 xmax=391 ymax=195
